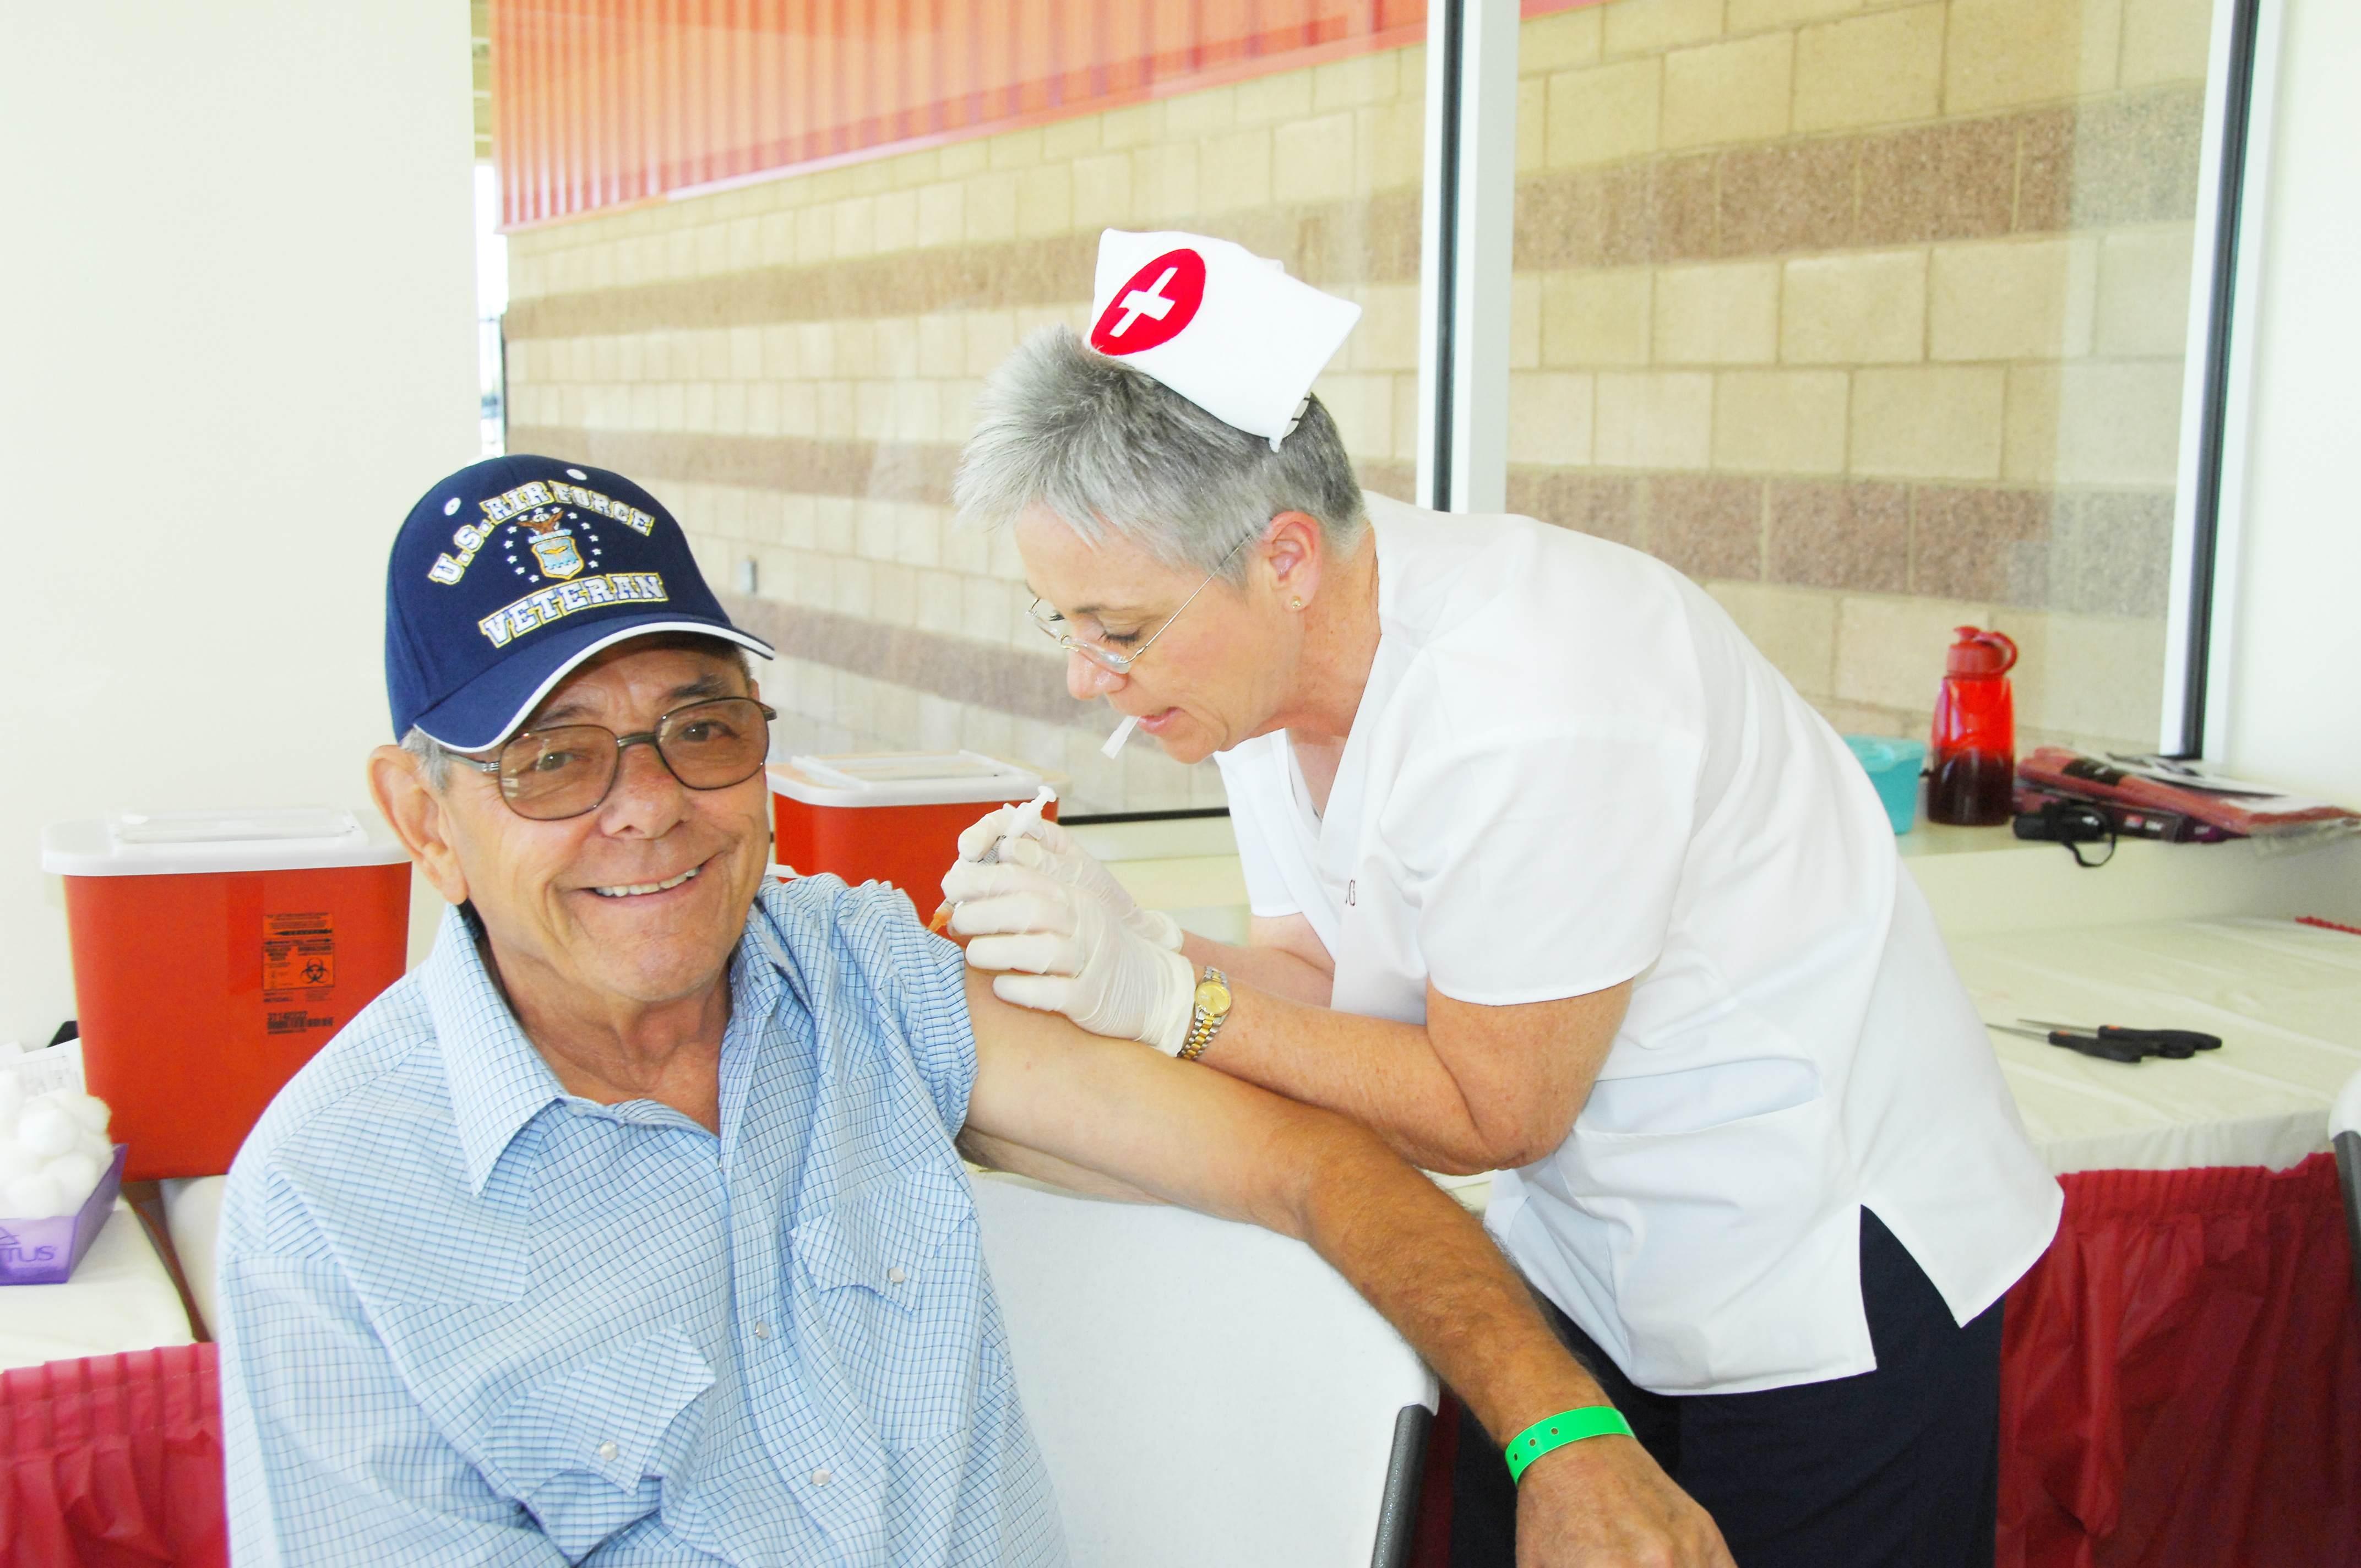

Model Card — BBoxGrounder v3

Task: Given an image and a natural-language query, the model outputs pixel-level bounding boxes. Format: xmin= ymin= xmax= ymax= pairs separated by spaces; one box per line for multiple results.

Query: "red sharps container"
xmin=770 ymin=753 xmax=1064 ymax=906
xmin=1928 ymin=627 xmax=2019 ymax=827
xmin=41 ymin=808 xmax=412 ymax=1179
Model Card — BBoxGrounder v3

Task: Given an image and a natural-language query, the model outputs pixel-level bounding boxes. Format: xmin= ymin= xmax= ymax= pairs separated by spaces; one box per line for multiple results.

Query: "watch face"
xmin=1194 ymin=978 xmax=1232 ymax=1014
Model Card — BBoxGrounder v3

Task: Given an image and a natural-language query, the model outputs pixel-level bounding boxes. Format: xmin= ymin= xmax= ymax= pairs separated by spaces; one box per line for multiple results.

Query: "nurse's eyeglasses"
xmin=1027 ymin=533 xmax=1253 ymax=675
xmin=451 ymin=697 xmax=777 ymax=821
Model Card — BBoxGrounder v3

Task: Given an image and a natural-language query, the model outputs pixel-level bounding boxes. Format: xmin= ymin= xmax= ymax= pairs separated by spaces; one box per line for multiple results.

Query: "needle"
xmin=1101 ymin=714 xmax=1139 ymax=758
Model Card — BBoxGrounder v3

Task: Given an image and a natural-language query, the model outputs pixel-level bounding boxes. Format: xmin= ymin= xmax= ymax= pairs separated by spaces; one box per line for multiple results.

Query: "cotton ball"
xmin=55 ymin=1092 xmax=111 ymax=1136
xmin=74 ymin=1128 xmax=114 ymax=1168
xmin=0 ymin=1140 xmax=41 ymax=1184
xmin=42 ymin=1151 xmax=100 ymax=1211
xmin=4 ymin=1172 xmax=66 ymax=1221
xmin=17 ymin=1104 xmax=77 ymax=1159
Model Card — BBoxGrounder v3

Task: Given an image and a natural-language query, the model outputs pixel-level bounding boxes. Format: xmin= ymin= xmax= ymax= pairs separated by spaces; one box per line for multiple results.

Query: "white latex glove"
xmin=956 ymin=789 xmax=1057 ymax=861
xmin=942 ymin=860 xmax=1196 ymax=1053
xmin=953 ymin=804 xmax=1185 ymax=951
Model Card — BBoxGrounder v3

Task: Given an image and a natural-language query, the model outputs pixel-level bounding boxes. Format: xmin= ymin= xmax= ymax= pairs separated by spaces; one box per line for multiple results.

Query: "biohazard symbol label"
xmin=1090 ymin=248 xmax=1206 ymax=355
xmin=263 ymin=912 xmax=335 ymax=994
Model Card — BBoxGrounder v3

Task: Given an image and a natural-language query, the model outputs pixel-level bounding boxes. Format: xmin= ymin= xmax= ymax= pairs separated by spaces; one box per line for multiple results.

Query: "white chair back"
xmin=2333 ymin=1071 xmax=2361 ymax=1311
xmin=972 ymin=1172 xmax=1438 ymax=1568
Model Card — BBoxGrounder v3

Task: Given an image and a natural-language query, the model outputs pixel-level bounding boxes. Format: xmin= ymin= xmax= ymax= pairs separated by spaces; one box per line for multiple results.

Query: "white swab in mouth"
xmin=1101 ymin=714 xmax=1140 ymax=758
xmin=592 ymin=865 xmax=700 ymax=898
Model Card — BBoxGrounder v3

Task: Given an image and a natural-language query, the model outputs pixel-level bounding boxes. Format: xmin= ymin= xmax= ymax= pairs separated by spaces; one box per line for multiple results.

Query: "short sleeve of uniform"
xmin=1380 ymin=669 xmax=1704 ymax=1009
xmin=1213 ymin=740 xmax=1303 ymax=919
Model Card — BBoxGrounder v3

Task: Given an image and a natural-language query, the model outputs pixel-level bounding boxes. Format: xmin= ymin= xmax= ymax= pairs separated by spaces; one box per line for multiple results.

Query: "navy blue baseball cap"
xmin=386 ymin=455 xmax=774 ymax=749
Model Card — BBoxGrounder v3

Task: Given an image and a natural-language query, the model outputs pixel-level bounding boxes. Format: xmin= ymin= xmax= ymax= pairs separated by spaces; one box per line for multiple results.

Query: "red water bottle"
xmin=1928 ymin=627 xmax=2018 ymax=826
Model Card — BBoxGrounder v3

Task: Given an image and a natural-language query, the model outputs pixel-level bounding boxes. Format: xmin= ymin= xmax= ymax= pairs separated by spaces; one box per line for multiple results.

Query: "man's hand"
xmin=1515 ymin=1437 xmax=1734 ymax=1568
xmin=957 ymin=968 xmax=1726 ymax=1568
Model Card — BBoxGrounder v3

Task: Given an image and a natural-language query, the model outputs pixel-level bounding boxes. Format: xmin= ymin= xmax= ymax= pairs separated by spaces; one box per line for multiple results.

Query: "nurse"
xmin=945 ymin=231 xmax=2063 ymax=1568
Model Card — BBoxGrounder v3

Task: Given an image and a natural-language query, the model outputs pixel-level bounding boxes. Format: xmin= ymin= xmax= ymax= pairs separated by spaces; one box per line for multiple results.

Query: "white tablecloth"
xmin=1952 ymin=916 xmax=2361 ymax=1175
xmin=0 ymin=1201 xmax=194 ymax=1373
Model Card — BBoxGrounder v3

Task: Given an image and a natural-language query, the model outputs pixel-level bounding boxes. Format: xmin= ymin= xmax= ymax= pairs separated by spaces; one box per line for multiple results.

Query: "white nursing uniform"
xmin=1215 ymin=496 xmax=2062 ymax=1396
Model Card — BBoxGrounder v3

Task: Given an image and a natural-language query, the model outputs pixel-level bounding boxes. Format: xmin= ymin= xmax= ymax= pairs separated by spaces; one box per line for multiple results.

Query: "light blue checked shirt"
xmin=218 ymin=878 xmax=1064 ymax=1567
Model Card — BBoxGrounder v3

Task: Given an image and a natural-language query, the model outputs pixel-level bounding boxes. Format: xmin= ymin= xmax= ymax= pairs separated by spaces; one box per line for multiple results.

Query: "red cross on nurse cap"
xmin=1089 ymin=229 xmax=1362 ymax=449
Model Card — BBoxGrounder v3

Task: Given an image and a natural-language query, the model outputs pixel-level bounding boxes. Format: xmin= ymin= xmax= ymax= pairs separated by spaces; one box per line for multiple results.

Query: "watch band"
xmin=1178 ymin=966 xmax=1232 ymax=1061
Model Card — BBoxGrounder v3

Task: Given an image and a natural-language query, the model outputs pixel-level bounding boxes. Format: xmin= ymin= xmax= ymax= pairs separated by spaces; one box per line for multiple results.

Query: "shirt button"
xmin=596 ymin=1441 xmax=620 ymax=1463
xmin=810 ymin=1468 xmax=832 ymax=1485
xmin=886 ymin=1266 xmax=907 ymax=1284
xmin=753 ymin=1321 xmax=771 ymax=1339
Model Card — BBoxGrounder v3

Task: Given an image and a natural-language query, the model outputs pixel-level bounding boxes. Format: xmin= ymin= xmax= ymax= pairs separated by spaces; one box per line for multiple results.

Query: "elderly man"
xmin=215 ymin=455 xmax=1727 ymax=1568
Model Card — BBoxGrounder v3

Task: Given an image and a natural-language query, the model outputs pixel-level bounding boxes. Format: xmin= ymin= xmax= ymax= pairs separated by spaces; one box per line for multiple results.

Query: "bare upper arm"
xmin=954 ymin=1124 xmax=1161 ymax=1205
xmin=959 ymin=966 xmax=1338 ymax=1236
xmin=1423 ymin=979 xmax=1634 ymax=1171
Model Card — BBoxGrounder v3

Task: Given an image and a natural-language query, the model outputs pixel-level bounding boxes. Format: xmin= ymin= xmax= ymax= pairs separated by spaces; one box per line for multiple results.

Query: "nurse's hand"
xmin=954 ymin=808 xmax=1184 ymax=951
xmin=1515 ymin=1436 xmax=1734 ymax=1568
xmin=942 ymin=861 xmax=1197 ymax=1053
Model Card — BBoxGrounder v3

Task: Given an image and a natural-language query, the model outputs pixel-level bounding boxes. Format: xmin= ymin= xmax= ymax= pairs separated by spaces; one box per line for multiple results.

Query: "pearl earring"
xmin=1290 ymin=596 xmax=1304 ymax=610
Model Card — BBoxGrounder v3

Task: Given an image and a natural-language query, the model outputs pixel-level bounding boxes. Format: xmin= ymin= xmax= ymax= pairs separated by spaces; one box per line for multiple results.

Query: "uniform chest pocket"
xmin=478 ymin=1327 xmax=715 ymax=1560
xmin=790 ymin=1164 xmax=982 ymax=1449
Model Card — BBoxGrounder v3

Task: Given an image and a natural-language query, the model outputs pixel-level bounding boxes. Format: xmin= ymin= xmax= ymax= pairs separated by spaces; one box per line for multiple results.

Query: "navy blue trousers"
xmin=1450 ymin=1210 xmax=2003 ymax=1568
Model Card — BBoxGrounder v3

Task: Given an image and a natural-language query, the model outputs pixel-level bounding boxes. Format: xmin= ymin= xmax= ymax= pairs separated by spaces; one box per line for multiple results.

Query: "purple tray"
xmin=0 ymin=1145 xmax=129 ymax=1286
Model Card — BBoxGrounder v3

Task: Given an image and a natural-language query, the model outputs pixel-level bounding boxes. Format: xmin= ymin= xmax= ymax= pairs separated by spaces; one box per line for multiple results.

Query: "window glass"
xmin=1509 ymin=0 xmax=2216 ymax=756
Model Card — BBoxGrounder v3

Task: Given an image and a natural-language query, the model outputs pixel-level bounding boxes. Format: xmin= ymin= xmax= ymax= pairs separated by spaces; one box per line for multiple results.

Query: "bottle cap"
xmin=1946 ymin=626 xmax=2019 ymax=678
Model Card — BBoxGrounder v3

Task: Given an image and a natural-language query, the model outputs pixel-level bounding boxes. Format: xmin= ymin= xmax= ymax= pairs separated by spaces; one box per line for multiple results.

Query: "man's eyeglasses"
xmin=1027 ymin=533 xmax=1254 ymax=675
xmin=455 ymin=697 xmax=777 ymax=821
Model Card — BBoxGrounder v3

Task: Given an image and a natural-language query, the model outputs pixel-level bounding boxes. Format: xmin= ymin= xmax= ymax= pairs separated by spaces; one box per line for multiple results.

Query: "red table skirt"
xmin=2000 ymin=1152 xmax=2360 ymax=1568
xmin=0 ymin=1344 xmax=225 ymax=1568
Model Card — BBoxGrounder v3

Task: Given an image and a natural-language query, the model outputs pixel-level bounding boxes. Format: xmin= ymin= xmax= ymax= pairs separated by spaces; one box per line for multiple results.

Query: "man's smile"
xmin=586 ymin=862 xmax=703 ymax=899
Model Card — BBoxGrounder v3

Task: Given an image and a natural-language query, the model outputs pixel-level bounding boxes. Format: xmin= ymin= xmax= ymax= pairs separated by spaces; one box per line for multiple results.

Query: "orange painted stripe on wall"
xmin=491 ymin=0 xmax=1598 ymax=229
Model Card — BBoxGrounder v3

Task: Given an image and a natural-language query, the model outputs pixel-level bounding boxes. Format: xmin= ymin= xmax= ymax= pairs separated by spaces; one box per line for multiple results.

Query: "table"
xmin=1951 ymin=915 xmax=2361 ymax=1568
xmin=1960 ymin=916 xmax=2361 ymax=1176
xmin=0 ymin=1202 xmax=194 ymax=1373
xmin=0 ymin=1204 xmax=219 ymax=1566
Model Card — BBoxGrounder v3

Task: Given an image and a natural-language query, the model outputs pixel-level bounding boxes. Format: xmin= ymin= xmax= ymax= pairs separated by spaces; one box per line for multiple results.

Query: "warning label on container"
xmin=265 ymin=1009 xmax=336 ymax=1036
xmin=263 ymin=912 xmax=335 ymax=994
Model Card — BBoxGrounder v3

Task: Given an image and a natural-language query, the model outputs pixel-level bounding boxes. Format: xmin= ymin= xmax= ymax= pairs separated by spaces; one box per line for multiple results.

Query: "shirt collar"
xmin=420 ymin=906 xmax=572 ymax=1194
xmin=422 ymin=894 xmax=811 ymax=1194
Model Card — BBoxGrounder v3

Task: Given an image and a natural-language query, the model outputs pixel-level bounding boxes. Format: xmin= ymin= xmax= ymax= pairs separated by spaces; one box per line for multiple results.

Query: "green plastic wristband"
xmin=1504 ymin=1406 xmax=1635 ymax=1483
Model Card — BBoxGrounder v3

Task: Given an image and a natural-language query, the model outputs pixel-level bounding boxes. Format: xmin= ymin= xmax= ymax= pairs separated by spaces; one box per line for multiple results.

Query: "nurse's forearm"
xmin=1190 ymin=979 xmax=1625 ymax=1176
xmin=1194 ymin=989 xmax=1503 ymax=1174
xmin=1178 ymin=930 xmax=1334 ymax=1006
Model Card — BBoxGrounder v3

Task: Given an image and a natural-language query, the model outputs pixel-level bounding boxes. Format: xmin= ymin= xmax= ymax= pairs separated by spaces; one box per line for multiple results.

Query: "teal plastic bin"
xmin=1842 ymin=736 xmax=1928 ymax=835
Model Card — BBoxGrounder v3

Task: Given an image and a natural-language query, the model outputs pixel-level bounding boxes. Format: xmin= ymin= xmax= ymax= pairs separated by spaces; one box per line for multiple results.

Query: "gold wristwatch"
xmin=1177 ymin=967 xmax=1233 ymax=1061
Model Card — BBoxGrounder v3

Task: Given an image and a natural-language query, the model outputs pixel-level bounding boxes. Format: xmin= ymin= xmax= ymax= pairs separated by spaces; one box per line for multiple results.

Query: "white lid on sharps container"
xmin=41 ymin=808 xmax=411 ymax=878
xmin=1087 ymin=230 xmax=1362 ymax=449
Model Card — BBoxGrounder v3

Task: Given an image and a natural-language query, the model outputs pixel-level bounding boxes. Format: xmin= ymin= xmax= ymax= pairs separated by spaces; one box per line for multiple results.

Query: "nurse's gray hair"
xmin=954 ymin=325 xmax=1368 ymax=580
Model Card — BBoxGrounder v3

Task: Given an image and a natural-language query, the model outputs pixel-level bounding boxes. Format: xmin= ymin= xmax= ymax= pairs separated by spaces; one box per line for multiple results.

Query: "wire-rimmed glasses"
xmin=453 ymin=696 xmax=777 ymax=821
xmin=1027 ymin=533 xmax=1254 ymax=674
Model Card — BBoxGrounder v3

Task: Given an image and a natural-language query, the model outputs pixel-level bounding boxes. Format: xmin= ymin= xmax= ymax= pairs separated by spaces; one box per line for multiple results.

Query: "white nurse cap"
xmin=1087 ymin=229 xmax=1363 ymax=450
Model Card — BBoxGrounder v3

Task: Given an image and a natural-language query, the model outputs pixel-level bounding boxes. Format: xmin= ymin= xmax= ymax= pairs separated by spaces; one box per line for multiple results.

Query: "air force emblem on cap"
xmin=1089 ymin=229 xmax=1361 ymax=449
xmin=425 ymin=479 xmax=655 ymax=586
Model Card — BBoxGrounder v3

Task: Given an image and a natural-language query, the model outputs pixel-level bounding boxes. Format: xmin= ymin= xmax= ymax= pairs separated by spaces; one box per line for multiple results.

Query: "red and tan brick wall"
xmin=504 ymin=49 xmax=1426 ymax=813
xmin=500 ymin=0 xmax=2210 ymax=809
